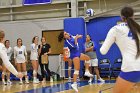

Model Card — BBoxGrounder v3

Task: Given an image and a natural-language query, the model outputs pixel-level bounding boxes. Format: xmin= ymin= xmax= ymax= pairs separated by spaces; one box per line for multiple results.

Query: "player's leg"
xmin=71 ymin=57 xmax=80 ymax=92
xmin=22 ymin=62 xmax=29 ymax=84
xmin=80 ymin=53 xmax=93 ymax=77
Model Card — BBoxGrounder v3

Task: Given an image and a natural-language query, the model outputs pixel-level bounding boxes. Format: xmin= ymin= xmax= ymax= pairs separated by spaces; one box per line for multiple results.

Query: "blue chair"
xmin=112 ymin=58 xmax=122 ymax=78
xmin=98 ymin=58 xmax=112 ymax=80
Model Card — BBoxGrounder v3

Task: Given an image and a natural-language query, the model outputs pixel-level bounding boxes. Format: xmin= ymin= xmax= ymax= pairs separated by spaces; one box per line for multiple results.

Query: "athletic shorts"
xmin=119 ymin=71 xmax=140 ymax=83
xmin=70 ymin=52 xmax=80 ymax=59
xmin=89 ymin=58 xmax=98 ymax=67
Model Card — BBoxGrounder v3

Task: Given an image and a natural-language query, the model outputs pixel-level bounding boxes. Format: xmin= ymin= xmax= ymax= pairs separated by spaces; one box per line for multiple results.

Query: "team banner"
xmin=23 ymin=0 xmax=52 ymax=5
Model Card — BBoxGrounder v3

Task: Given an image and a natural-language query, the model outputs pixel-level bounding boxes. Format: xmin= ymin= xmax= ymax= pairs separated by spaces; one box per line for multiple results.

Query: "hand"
xmin=91 ymin=46 xmax=94 ymax=49
xmin=78 ymin=35 xmax=83 ymax=38
xmin=75 ymin=34 xmax=82 ymax=39
xmin=44 ymin=53 xmax=48 ymax=55
xmin=17 ymin=73 xmax=23 ymax=78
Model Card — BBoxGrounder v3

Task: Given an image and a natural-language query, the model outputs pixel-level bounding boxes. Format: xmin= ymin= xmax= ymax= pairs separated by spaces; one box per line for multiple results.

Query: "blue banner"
xmin=23 ymin=0 xmax=52 ymax=5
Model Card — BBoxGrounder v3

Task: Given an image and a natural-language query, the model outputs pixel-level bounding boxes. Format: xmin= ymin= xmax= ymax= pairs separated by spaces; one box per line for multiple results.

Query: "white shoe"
xmin=36 ymin=79 xmax=39 ymax=82
xmin=3 ymin=81 xmax=7 ymax=85
xmin=88 ymin=77 xmax=93 ymax=83
xmin=84 ymin=71 xmax=93 ymax=77
xmin=7 ymin=81 xmax=12 ymax=85
xmin=25 ymin=80 xmax=29 ymax=84
xmin=33 ymin=79 xmax=40 ymax=84
xmin=98 ymin=78 xmax=105 ymax=82
xmin=71 ymin=83 xmax=78 ymax=92
xmin=19 ymin=81 xmax=23 ymax=84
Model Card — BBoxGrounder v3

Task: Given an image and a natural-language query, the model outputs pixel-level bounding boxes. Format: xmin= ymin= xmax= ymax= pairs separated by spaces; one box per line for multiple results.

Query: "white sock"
xmin=7 ymin=79 xmax=10 ymax=82
xmin=20 ymin=78 xmax=22 ymax=81
xmin=34 ymin=77 xmax=37 ymax=80
xmin=25 ymin=77 xmax=28 ymax=81
xmin=2 ymin=79 xmax=5 ymax=82
xmin=85 ymin=69 xmax=89 ymax=72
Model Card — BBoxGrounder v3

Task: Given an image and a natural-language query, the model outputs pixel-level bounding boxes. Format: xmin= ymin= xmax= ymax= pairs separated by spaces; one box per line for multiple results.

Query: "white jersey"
xmin=0 ymin=43 xmax=18 ymax=76
xmin=30 ymin=43 xmax=38 ymax=60
xmin=14 ymin=45 xmax=27 ymax=63
xmin=5 ymin=47 xmax=12 ymax=60
xmin=100 ymin=22 xmax=140 ymax=72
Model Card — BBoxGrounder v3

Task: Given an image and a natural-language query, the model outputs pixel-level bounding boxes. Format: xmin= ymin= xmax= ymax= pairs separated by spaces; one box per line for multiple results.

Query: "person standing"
xmin=14 ymin=38 xmax=29 ymax=84
xmin=30 ymin=36 xmax=40 ymax=84
xmin=38 ymin=37 xmax=52 ymax=83
xmin=85 ymin=35 xmax=105 ymax=83
xmin=2 ymin=40 xmax=13 ymax=85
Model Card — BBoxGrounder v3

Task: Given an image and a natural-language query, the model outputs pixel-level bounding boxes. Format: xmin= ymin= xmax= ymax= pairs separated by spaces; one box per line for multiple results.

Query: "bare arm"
xmin=14 ymin=47 xmax=17 ymax=63
xmin=85 ymin=46 xmax=94 ymax=52
xmin=38 ymin=45 xmax=42 ymax=56
xmin=24 ymin=46 xmax=28 ymax=61
xmin=47 ymin=48 xmax=51 ymax=54
xmin=75 ymin=34 xmax=82 ymax=45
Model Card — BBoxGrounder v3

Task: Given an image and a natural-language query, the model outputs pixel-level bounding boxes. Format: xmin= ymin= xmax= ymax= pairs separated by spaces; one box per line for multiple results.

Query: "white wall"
xmin=0 ymin=18 xmax=64 ymax=50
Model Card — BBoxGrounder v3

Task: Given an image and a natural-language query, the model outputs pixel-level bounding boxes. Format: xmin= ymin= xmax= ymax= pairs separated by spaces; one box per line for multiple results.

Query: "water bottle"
xmin=54 ymin=74 xmax=57 ymax=81
xmin=94 ymin=75 xmax=97 ymax=83
xmin=50 ymin=76 xmax=53 ymax=83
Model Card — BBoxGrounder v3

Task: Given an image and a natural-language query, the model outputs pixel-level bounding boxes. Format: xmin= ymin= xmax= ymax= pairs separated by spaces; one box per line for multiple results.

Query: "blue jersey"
xmin=64 ymin=35 xmax=80 ymax=59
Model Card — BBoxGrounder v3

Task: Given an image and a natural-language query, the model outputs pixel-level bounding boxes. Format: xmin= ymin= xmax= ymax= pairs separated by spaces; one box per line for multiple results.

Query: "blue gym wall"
xmin=86 ymin=16 xmax=122 ymax=64
xmin=64 ymin=16 xmax=122 ymax=77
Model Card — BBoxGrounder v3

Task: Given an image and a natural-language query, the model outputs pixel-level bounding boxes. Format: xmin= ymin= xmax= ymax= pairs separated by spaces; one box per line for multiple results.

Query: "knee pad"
xmin=74 ymin=70 xmax=79 ymax=75
xmin=22 ymin=71 xmax=27 ymax=76
xmin=2 ymin=72 xmax=6 ymax=75
xmin=33 ymin=70 xmax=37 ymax=75
xmin=85 ymin=60 xmax=90 ymax=64
xmin=68 ymin=67 xmax=72 ymax=70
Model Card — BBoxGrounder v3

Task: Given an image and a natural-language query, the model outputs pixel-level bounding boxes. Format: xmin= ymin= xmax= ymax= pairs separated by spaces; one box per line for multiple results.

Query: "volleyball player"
xmin=0 ymin=31 xmax=23 ymax=80
xmin=30 ymin=36 xmax=39 ymax=84
xmin=58 ymin=32 xmax=93 ymax=92
xmin=100 ymin=7 xmax=140 ymax=93
xmin=14 ymin=38 xmax=29 ymax=84
xmin=2 ymin=40 xmax=13 ymax=85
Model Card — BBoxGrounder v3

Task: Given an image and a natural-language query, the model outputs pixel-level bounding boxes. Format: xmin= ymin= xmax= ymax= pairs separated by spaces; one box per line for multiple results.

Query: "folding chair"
xmin=99 ymin=58 xmax=112 ymax=80
xmin=112 ymin=58 xmax=122 ymax=78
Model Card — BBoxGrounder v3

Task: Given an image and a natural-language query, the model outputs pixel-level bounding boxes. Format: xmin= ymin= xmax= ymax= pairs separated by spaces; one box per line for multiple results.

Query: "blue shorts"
xmin=119 ymin=71 xmax=140 ymax=83
xmin=70 ymin=52 xmax=80 ymax=59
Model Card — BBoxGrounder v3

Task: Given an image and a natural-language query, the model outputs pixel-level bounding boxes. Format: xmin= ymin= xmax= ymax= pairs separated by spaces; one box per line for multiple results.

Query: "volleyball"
xmin=86 ymin=8 xmax=95 ymax=17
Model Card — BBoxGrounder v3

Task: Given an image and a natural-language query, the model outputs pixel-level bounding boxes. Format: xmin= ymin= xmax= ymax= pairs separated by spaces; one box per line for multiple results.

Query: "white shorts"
xmin=30 ymin=52 xmax=38 ymax=60
xmin=16 ymin=59 xmax=26 ymax=63
xmin=89 ymin=58 xmax=98 ymax=67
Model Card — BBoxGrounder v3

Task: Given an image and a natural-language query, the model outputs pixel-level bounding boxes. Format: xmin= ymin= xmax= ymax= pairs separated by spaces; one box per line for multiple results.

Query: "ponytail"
xmin=58 ymin=32 xmax=64 ymax=42
xmin=121 ymin=6 xmax=140 ymax=58
xmin=127 ymin=17 xmax=140 ymax=58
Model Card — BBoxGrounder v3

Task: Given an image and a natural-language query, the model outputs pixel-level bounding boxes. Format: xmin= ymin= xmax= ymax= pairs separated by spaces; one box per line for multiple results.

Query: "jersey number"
xmin=128 ymin=31 xmax=134 ymax=40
